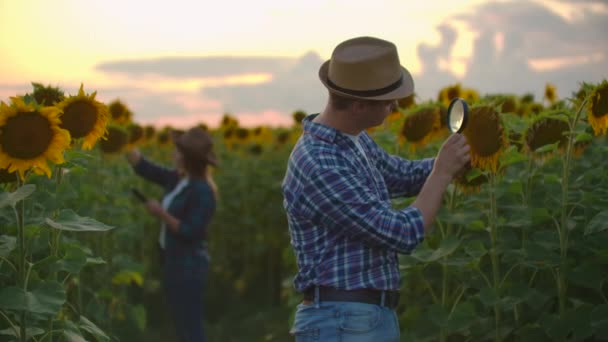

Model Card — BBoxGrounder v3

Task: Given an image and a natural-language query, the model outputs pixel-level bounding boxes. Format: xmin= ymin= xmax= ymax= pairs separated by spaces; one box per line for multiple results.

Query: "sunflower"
xmin=55 ymin=84 xmax=109 ymax=150
xmin=399 ymin=105 xmax=441 ymax=151
xmin=157 ymin=130 xmax=171 ymax=146
xmin=235 ymin=127 xmax=250 ymax=141
xmin=144 ymin=125 xmax=156 ymax=140
xmin=438 ymin=84 xmax=462 ymax=106
xmin=99 ymin=124 xmax=129 ymax=154
xmin=107 ymin=99 xmax=132 ymax=125
xmin=276 ymin=130 xmax=291 ymax=145
xmin=397 ymin=94 xmax=416 ymax=110
xmin=462 ymin=89 xmax=480 ymax=104
xmin=521 ymin=93 xmax=535 ymax=104
xmin=587 ymin=80 xmax=608 ymax=136
xmin=544 ymin=83 xmax=558 ymax=105
xmin=127 ymin=123 xmax=144 ymax=145
xmin=455 ymin=168 xmax=488 ymax=194
xmin=29 ymin=82 xmax=65 ymax=106
xmin=524 ymin=115 xmax=569 ymax=156
xmin=497 ymin=96 xmax=518 ymax=114
xmin=0 ymin=98 xmax=70 ymax=179
xmin=220 ymin=114 xmax=239 ymax=129
xmin=462 ymin=105 xmax=507 ymax=173
xmin=292 ymin=110 xmax=307 ymax=125
xmin=248 ymin=143 xmax=263 ymax=156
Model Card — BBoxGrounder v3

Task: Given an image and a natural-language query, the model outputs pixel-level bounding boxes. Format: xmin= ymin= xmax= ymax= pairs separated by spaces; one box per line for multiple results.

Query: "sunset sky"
xmin=1 ymin=0 xmax=607 ymax=128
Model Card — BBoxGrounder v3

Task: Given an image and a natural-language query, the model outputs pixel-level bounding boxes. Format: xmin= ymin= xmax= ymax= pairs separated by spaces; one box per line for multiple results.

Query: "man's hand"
xmin=433 ymin=134 xmax=470 ymax=180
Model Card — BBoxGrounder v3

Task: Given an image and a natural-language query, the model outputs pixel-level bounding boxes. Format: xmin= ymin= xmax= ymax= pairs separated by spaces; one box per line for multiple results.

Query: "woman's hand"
xmin=146 ymin=200 xmax=181 ymax=232
xmin=145 ymin=199 xmax=164 ymax=217
xmin=125 ymin=148 xmax=142 ymax=166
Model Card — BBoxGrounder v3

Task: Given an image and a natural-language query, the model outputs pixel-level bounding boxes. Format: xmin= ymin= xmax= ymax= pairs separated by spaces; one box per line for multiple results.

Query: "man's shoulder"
xmin=289 ymin=136 xmax=347 ymax=171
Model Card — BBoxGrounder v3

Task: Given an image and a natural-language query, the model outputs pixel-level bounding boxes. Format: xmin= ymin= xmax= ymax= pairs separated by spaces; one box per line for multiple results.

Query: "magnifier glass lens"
xmin=447 ymin=98 xmax=468 ymax=133
xmin=449 ymin=102 xmax=464 ymax=132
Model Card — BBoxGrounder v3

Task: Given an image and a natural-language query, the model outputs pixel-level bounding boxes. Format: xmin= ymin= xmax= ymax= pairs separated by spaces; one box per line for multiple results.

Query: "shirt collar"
xmin=303 ymin=113 xmax=360 ymax=145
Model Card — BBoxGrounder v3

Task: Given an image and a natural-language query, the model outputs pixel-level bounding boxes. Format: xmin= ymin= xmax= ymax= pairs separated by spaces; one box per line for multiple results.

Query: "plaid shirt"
xmin=282 ymin=114 xmax=434 ymax=292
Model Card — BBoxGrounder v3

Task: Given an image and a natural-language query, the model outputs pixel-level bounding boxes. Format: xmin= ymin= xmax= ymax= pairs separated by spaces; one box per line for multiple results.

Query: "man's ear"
xmin=351 ymin=100 xmax=367 ymax=112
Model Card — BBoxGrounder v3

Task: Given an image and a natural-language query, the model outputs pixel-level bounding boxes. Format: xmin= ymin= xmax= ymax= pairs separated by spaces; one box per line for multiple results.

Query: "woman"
xmin=126 ymin=126 xmax=218 ymax=342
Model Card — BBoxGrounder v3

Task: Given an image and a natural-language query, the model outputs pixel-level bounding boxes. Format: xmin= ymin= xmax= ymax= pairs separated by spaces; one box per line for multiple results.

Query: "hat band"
xmin=327 ymin=75 xmax=403 ymax=98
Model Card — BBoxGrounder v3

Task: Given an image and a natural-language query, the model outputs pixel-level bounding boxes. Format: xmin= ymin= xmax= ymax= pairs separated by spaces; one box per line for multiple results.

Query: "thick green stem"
xmin=440 ymin=186 xmax=457 ymax=342
xmin=16 ymin=178 xmax=26 ymax=342
xmin=556 ymin=99 xmax=586 ymax=318
xmin=489 ymin=174 xmax=501 ymax=342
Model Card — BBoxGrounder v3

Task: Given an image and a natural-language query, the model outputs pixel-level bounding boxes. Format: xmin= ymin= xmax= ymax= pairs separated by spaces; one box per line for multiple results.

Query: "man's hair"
xmin=328 ymin=92 xmax=388 ymax=111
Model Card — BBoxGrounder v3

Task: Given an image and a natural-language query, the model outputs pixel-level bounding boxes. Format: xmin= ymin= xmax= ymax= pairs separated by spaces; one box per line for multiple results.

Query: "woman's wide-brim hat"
xmin=170 ymin=127 xmax=218 ymax=166
xmin=319 ymin=36 xmax=415 ymax=101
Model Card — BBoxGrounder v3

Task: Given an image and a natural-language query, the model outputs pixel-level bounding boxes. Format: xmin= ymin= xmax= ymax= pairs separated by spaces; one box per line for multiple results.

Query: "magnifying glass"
xmin=447 ymin=98 xmax=469 ymax=133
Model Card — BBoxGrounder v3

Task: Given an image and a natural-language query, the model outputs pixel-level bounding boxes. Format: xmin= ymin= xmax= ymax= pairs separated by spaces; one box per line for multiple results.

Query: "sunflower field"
xmin=0 ymin=80 xmax=607 ymax=341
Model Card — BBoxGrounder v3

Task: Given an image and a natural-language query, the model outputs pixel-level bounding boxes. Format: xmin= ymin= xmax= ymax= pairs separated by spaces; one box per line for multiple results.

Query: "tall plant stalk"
xmin=15 ymin=177 xmax=26 ymax=342
xmin=556 ymin=99 xmax=587 ymax=317
xmin=439 ymin=186 xmax=457 ymax=342
xmin=488 ymin=173 xmax=501 ymax=342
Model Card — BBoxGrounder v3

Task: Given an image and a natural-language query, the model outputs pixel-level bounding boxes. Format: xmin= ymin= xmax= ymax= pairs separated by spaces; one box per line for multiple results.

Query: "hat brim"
xmin=170 ymin=129 xmax=219 ymax=167
xmin=318 ymin=60 xmax=414 ymax=101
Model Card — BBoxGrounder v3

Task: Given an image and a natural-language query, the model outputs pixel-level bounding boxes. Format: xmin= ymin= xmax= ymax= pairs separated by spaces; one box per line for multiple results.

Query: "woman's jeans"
xmin=162 ymin=256 xmax=209 ymax=342
xmin=290 ymin=300 xmax=400 ymax=341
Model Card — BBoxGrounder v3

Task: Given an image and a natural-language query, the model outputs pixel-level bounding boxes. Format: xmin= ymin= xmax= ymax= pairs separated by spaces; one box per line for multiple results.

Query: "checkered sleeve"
xmin=374 ymin=145 xmax=435 ymax=198
xmin=300 ymin=166 xmax=425 ymax=254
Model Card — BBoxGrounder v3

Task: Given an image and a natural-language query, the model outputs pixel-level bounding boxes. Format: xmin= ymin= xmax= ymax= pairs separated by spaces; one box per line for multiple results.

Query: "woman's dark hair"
xmin=176 ymin=144 xmax=208 ymax=179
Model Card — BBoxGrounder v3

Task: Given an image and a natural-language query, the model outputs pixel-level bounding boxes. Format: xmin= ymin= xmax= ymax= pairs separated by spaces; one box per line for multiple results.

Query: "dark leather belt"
xmin=303 ymin=286 xmax=400 ymax=309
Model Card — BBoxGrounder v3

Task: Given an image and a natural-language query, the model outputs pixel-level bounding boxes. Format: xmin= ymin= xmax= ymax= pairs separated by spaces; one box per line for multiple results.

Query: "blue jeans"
xmin=290 ymin=300 xmax=400 ymax=341
xmin=162 ymin=256 xmax=208 ymax=342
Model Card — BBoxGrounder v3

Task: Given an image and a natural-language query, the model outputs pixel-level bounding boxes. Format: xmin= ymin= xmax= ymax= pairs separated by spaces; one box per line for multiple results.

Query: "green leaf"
xmin=63 ymin=329 xmax=87 ymax=342
xmin=584 ymin=210 xmax=608 ymax=235
xmin=427 ymin=304 xmax=449 ymax=328
xmin=447 ymin=302 xmax=477 ymax=332
xmin=568 ymin=265 xmax=605 ymax=291
xmin=591 ymin=304 xmax=608 ymax=330
xmin=464 ymin=240 xmax=487 ymax=259
xmin=541 ymin=313 xmax=570 ymax=341
xmin=0 ymin=281 xmax=66 ymax=315
xmin=465 ymin=168 xmax=484 ymax=182
xmin=86 ymin=256 xmax=106 ymax=265
xmin=0 ymin=235 xmax=16 ymax=257
xmin=0 ymin=326 xmax=44 ymax=339
xmin=500 ymin=146 xmax=528 ymax=168
xmin=79 ymin=316 xmax=109 ymax=342
xmin=129 ymin=304 xmax=147 ymax=332
xmin=411 ymin=236 xmax=460 ymax=263
xmin=534 ymin=141 xmax=560 ymax=154
xmin=479 ymin=287 xmax=500 ymax=307
xmin=52 ymin=248 xmax=88 ymax=274
xmin=45 ymin=209 xmax=114 ymax=232
xmin=575 ymin=132 xmax=593 ymax=143
xmin=0 ymin=184 xmax=36 ymax=209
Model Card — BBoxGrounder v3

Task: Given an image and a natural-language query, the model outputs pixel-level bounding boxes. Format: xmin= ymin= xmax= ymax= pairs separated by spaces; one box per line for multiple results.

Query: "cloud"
xmin=202 ymin=51 xmax=327 ymax=114
xmin=96 ymin=56 xmax=294 ymax=78
xmin=418 ymin=0 xmax=608 ymax=99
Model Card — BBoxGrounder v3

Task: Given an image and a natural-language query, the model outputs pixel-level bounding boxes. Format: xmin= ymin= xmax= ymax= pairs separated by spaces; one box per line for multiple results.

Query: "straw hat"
xmin=319 ymin=36 xmax=414 ymax=101
xmin=171 ymin=127 xmax=218 ymax=166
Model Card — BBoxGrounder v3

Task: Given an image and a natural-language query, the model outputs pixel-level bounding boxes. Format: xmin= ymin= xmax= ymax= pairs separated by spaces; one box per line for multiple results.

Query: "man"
xmin=281 ymin=36 xmax=470 ymax=341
